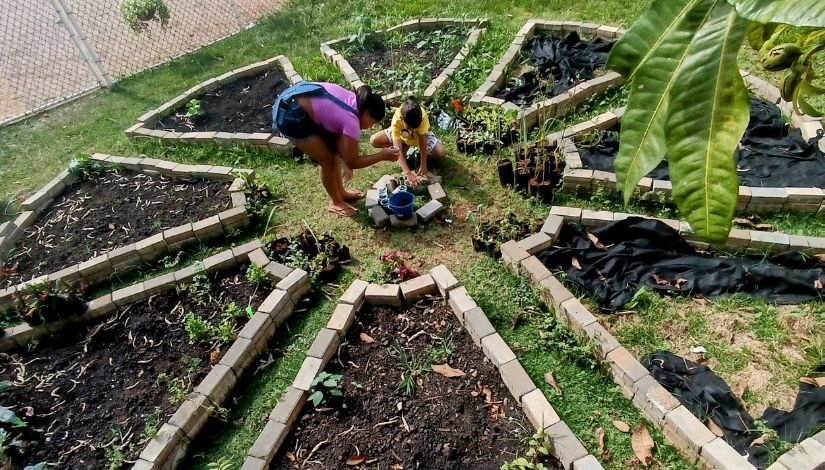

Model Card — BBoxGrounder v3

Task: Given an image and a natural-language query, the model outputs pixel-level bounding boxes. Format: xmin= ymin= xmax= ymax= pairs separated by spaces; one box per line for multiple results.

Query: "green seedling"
xmin=308 ymin=371 xmax=344 ymax=408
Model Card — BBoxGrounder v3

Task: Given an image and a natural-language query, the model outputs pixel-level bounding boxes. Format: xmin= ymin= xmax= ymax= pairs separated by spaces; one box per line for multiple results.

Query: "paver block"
xmin=581 ymin=322 xmax=620 ymax=359
xmin=136 ymin=233 xmax=168 ymax=261
xmin=501 ymin=240 xmax=530 ymax=272
xmin=399 ymin=274 xmax=437 ymax=303
xmin=390 ymin=214 xmax=418 ymax=228
xmin=538 ymin=275 xmax=574 ymax=312
xmin=572 ymin=455 xmax=604 ymax=469
xmin=813 ymin=430 xmax=825 ymax=446
xmin=230 ymin=239 xmax=263 ymax=260
xmin=241 ymin=457 xmax=268 ymax=470
xmin=447 ymin=286 xmax=477 ymax=323
xmin=163 ymin=223 xmax=195 ymax=249
xmin=550 ymin=206 xmax=583 ymax=223
xmin=269 ymin=386 xmax=308 ymax=428
xmin=416 ymin=200 xmax=444 ymax=223
xmin=365 ymin=189 xmax=379 ymax=209
xmin=112 ymin=282 xmax=147 ymax=307
xmin=775 ymin=438 xmax=825 ymax=470
xmin=192 ymin=215 xmax=224 ymax=241
xmin=481 ymin=333 xmax=517 ymax=368
xmin=606 ymin=347 xmax=649 ymax=399
xmin=247 ymin=248 xmax=269 ymax=268
xmin=463 ymin=307 xmax=495 ymax=345
xmin=652 ymin=179 xmax=672 ymax=195
xmin=519 ymin=232 xmax=553 ymax=255
xmin=632 ymin=375 xmax=681 ymax=425
xmin=546 ymin=420 xmax=590 ymax=469
xmin=194 ymin=364 xmax=237 ymax=404
xmin=430 ymin=264 xmax=459 ymax=297
xmin=219 ymin=337 xmax=258 ymax=376
xmin=559 ymin=298 xmax=597 ymax=337
xmin=265 ymin=261 xmax=293 ymax=282
xmin=749 ymin=230 xmax=790 ymax=252
xmin=699 ymin=437 xmax=755 ymax=470
xmin=365 ymin=283 xmax=402 ymax=306
xmin=78 ymin=255 xmax=112 ymax=280
xmin=307 ymin=328 xmax=340 ymax=363
xmin=428 ymin=183 xmax=447 ymax=202
xmin=521 ymin=389 xmax=561 ymax=431
xmin=138 ymin=423 xmax=183 ymax=465
xmin=521 ymin=256 xmax=552 ymax=284
xmin=327 ymin=303 xmax=356 ymax=334
xmin=500 ymin=359 xmax=537 ymax=403
xmin=239 ymin=311 xmax=274 ymax=348
xmin=750 ymin=186 xmax=788 ymax=204
xmin=169 ymin=393 xmax=212 ymax=440
xmin=248 ymin=419 xmax=288 ymax=461
xmin=203 ymin=249 xmax=237 ymax=274
xmin=727 ymin=229 xmax=751 ymax=248
xmin=581 ymin=209 xmax=614 ymax=227
xmin=541 ymin=214 xmax=565 ymax=239
xmin=339 ymin=279 xmax=369 ymax=309
xmin=83 ymin=294 xmax=116 ymax=321
xmin=369 ymin=206 xmax=390 ymax=227
xmin=276 ymin=268 xmax=310 ymax=304
xmin=293 ymin=356 xmax=324 ymax=391
xmin=663 ymin=405 xmax=716 ymax=461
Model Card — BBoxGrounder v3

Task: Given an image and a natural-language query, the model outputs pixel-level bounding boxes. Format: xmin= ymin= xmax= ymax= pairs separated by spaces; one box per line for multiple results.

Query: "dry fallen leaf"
xmin=544 ymin=371 xmax=562 ymax=395
xmin=587 ymin=232 xmax=607 ymax=250
xmin=346 ymin=454 xmax=366 ymax=466
xmin=612 ymin=420 xmax=631 ymax=433
xmin=572 ymin=256 xmax=582 ymax=270
xmin=801 ymin=376 xmax=825 ymax=387
xmin=815 ymin=279 xmax=824 ymax=290
xmin=595 ymin=426 xmax=606 ymax=456
xmin=674 ymin=278 xmax=688 ymax=289
xmin=631 ymin=424 xmax=655 ymax=467
xmin=693 ymin=296 xmax=710 ymax=307
xmin=431 ymin=363 xmax=465 ymax=378
xmin=750 ymin=433 xmax=770 ymax=446
xmin=707 ymin=420 xmax=724 ymax=437
xmin=359 ymin=333 xmax=374 ymax=343
xmin=815 ymin=254 xmax=825 ymax=263
xmin=651 ymin=273 xmax=669 ymax=286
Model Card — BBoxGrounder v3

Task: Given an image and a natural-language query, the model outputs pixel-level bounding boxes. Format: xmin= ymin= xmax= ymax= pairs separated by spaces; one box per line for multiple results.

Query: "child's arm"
xmin=418 ymin=133 xmax=431 ymax=177
xmin=395 ymin=137 xmax=420 ymax=187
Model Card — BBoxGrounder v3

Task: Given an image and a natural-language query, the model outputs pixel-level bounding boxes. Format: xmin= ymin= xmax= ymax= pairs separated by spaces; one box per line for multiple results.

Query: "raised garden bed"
xmin=455 ymin=105 xmax=520 ymax=156
xmin=241 ymin=270 xmax=603 ymax=469
xmin=0 ymin=154 xmax=253 ymax=311
xmin=126 ymin=56 xmax=303 ymax=152
xmin=471 ymin=20 xmax=624 ymax=130
xmin=554 ymin=74 xmax=825 ymax=215
xmin=0 ymin=241 xmax=309 ymax=469
xmin=320 ymin=18 xmax=486 ymax=101
xmin=365 ymin=174 xmax=448 ymax=228
xmin=500 ymin=209 xmax=825 ymax=469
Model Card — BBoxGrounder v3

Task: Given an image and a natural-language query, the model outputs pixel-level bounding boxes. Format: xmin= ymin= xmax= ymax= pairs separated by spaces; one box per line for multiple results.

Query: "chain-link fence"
xmin=0 ymin=0 xmax=285 ymax=126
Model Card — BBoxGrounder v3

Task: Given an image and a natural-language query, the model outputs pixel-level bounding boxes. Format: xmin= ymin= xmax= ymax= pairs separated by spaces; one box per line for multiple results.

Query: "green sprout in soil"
xmin=500 ymin=429 xmax=554 ymax=470
xmin=390 ymin=342 xmax=429 ymax=397
xmin=308 ymin=371 xmax=344 ymax=408
xmin=185 ymin=99 xmax=204 ymax=118
xmin=205 ymin=457 xmax=233 ymax=470
xmin=246 ymin=264 xmax=268 ymax=285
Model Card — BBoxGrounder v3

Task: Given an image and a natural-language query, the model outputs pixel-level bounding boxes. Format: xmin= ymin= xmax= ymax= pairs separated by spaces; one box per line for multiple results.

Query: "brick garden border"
xmin=500 ymin=209 xmax=825 ymax=469
xmin=240 ymin=266 xmax=604 ymax=470
xmin=125 ymin=56 xmax=303 ymax=153
xmin=0 ymin=240 xmax=311 ymax=469
xmin=319 ymin=18 xmax=487 ymax=102
xmin=365 ymin=174 xmax=448 ymax=228
xmin=470 ymin=20 xmax=625 ymax=129
xmin=0 ymin=153 xmax=254 ymax=309
xmin=552 ymin=72 xmax=825 ymax=215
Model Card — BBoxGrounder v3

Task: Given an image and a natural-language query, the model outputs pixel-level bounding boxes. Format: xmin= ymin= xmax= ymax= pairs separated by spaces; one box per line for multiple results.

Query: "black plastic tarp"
xmin=537 ymin=217 xmax=825 ymax=311
xmin=495 ymin=31 xmax=614 ymax=106
xmin=643 ymin=351 xmax=825 ymax=468
xmin=578 ymin=97 xmax=825 ymax=188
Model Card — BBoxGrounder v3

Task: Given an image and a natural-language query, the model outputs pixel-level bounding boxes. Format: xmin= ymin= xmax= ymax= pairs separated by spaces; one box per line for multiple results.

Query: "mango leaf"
xmin=726 ymin=0 xmax=825 ymax=27
xmin=608 ymin=0 xmax=699 ymax=78
xmin=615 ymin=0 xmax=715 ymax=203
xmin=666 ymin=0 xmax=750 ymax=244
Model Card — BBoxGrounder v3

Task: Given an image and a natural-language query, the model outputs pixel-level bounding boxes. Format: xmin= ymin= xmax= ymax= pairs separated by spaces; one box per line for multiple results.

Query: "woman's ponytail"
xmin=356 ymin=85 xmax=386 ymax=121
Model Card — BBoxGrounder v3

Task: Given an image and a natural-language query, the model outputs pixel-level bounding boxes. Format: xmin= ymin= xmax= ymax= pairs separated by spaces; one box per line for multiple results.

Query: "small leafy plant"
xmin=390 ymin=342 xmax=428 ymax=397
xmin=185 ymin=99 xmax=203 ymax=118
xmin=206 ymin=457 xmax=233 ymax=470
xmin=6 ymin=280 xmax=87 ymax=326
xmin=500 ymin=429 xmax=553 ymax=470
xmin=246 ymin=263 xmax=268 ymax=285
xmin=349 ymin=14 xmax=374 ymax=48
xmin=308 ymin=371 xmax=344 ymax=408
xmin=184 ymin=313 xmax=211 ymax=343
xmin=369 ymin=250 xmax=419 ymax=284
xmin=118 ymin=0 xmax=170 ymax=33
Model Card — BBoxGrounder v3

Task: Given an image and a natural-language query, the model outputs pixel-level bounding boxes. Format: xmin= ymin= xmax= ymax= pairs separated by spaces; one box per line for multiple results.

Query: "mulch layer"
xmin=151 ymin=66 xmax=289 ymax=133
xmin=0 ymin=265 xmax=272 ymax=469
xmin=273 ymin=299 xmax=560 ymax=469
xmin=1 ymin=170 xmax=231 ymax=288
xmin=345 ymin=27 xmax=467 ymax=90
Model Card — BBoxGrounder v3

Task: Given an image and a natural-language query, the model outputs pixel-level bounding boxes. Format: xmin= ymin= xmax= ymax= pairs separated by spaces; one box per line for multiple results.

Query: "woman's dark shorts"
xmin=273 ymin=97 xmax=338 ymax=152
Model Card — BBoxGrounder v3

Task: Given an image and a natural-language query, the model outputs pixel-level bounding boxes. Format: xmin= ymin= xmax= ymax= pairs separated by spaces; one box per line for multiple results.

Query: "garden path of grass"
xmin=1 ymin=0 xmax=823 ymax=468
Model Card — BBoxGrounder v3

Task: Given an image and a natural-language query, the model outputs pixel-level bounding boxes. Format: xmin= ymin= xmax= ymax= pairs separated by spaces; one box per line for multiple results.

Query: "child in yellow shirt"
xmin=369 ymin=98 xmax=446 ymax=187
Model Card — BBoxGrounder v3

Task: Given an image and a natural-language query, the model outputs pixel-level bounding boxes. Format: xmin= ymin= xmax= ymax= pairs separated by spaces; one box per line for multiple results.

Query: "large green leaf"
xmin=666 ymin=1 xmax=750 ymax=244
xmin=615 ymin=0 xmax=715 ymax=204
xmin=607 ymin=0 xmax=698 ymax=78
xmin=727 ymin=0 xmax=825 ymax=27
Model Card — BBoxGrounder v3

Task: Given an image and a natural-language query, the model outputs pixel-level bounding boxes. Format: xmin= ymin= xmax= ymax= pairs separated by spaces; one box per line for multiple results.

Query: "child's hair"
xmin=400 ymin=99 xmax=423 ymax=129
xmin=356 ymin=85 xmax=386 ymax=121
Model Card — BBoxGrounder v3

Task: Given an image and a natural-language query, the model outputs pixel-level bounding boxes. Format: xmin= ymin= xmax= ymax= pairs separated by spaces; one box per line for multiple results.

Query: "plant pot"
xmin=529 ymin=178 xmax=555 ymax=204
xmin=515 ymin=168 xmax=532 ymax=194
xmin=497 ymin=159 xmax=514 ymax=188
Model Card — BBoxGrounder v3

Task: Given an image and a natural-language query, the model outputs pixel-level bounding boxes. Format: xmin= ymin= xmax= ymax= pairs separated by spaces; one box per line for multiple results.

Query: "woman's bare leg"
xmin=293 ymin=136 xmax=356 ymax=216
xmin=334 ymin=157 xmax=364 ymax=201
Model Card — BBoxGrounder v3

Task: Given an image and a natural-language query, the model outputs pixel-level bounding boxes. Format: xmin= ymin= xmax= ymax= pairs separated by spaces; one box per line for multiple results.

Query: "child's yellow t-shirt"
xmin=390 ymin=106 xmax=430 ymax=148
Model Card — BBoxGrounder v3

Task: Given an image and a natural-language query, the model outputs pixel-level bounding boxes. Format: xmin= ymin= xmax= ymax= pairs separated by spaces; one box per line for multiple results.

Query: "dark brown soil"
xmin=345 ymin=27 xmax=467 ymax=91
xmin=1 ymin=170 xmax=231 ymax=288
xmin=151 ymin=65 xmax=289 ymax=133
xmin=0 ymin=265 xmax=272 ymax=469
xmin=272 ymin=299 xmax=561 ymax=469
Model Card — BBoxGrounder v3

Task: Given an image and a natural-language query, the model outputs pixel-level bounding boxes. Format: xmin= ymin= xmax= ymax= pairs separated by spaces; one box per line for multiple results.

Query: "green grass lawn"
xmin=1 ymin=0 xmax=823 ymax=468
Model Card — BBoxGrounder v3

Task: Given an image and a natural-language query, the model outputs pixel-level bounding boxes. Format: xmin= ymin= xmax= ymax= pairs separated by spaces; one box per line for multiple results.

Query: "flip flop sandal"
xmin=343 ymin=190 xmax=365 ymax=201
xmin=327 ymin=205 xmax=357 ymax=217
